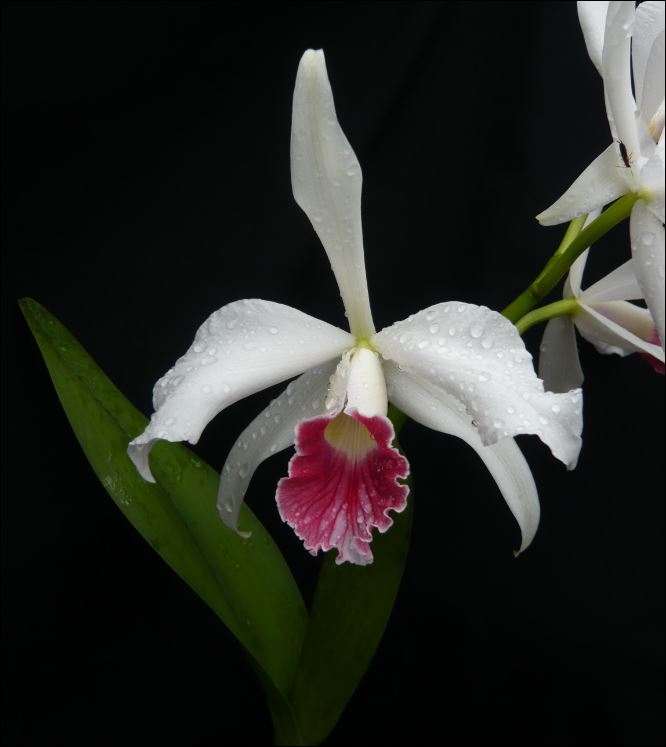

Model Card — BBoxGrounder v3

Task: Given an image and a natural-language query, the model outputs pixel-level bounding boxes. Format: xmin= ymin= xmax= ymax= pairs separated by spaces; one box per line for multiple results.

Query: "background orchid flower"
xmin=537 ymin=1 xmax=665 ymax=350
xmin=539 ymin=247 xmax=666 ymax=392
xmin=128 ymin=49 xmax=584 ymax=564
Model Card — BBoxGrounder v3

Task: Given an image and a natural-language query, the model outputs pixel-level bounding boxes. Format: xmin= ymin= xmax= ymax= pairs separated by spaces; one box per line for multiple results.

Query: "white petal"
xmin=602 ymin=1 xmax=640 ymax=155
xmin=633 ymin=2 xmax=665 ymax=122
xmin=568 ymin=249 xmax=589 ymax=298
xmin=581 ymin=258 xmax=644 ymax=302
xmin=128 ymin=300 xmax=354 ymax=481
xmin=536 ymin=144 xmax=627 ymax=225
xmin=640 ymin=142 xmax=666 ymax=223
xmin=630 ymin=201 xmax=665 ymax=348
xmin=566 ymin=210 xmax=602 ymax=297
xmin=345 ymin=347 xmax=388 ymax=418
xmin=575 ymin=301 xmax=666 ymax=358
xmin=216 ymin=360 xmax=338 ymax=534
xmin=373 ymin=303 xmax=583 ymax=469
xmin=384 ymin=363 xmax=539 ymax=554
xmin=538 ymin=317 xmax=584 ymax=394
xmin=291 ymin=49 xmax=375 ymax=339
xmin=577 ymin=1 xmax=610 ymax=75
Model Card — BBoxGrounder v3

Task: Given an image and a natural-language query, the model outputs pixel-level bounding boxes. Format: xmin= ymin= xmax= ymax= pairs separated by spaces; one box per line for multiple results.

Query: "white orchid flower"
xmin=537 ymin=1 xmax=665 ymax=350
xmin=128 ymin=50 xmax=584 ymax=565
xmin=539 ymin=247 xmax=665 ymax=392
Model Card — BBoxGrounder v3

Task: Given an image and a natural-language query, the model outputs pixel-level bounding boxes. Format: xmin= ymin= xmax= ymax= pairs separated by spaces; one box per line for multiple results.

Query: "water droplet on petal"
xmin=470 ymin=322 xmax=484 ymax=338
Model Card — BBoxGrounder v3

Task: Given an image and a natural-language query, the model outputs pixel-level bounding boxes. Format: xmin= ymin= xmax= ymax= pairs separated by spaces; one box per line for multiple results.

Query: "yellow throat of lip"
xmin=324 ymin=412 xmax=376 ymax=461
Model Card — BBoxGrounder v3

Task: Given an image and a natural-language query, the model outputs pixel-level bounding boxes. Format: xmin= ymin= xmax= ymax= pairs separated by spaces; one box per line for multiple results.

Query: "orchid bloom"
xmin=539 ymin=246 xmax=665 ymax=393
xmin=128 ymin=50 xmax=584 ymax=565
xmin=537 ymin=1 xmax=665 ymax=350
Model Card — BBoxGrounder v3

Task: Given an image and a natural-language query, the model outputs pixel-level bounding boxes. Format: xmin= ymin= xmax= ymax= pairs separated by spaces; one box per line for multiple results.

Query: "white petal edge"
xmin=291 ymin=49 xmax=375 ymax=339
xmin=581 ymin=258 xmax=644 ymax=302
xmin=577 ymin=1 xmax=610 ymax=75
xmin=128 ymin=299 xmax=354 ymax=481
xmin=373 ymin=302 xmax=583 ymax=469
xmin=602 ymin=1 xmax=640 ymax=155
xmin=217 ymin=360 xmax=338 ymax=534
xmin=568 ymin=249 xmax=589 ymax=298
xmin=384 ymin=362 xmax=540 ymax=554
xmin=536 ymin=144 xmax=627 ymax=225
xmin=633 ymin=2 xmax=665 ymax=121
xmin=538 ymin=316 xmax=584 ymax=394
xmin=630 ymin=201 xmax=665 ymax=348
xmin=575 ymin=302 xmax=665 ymax=358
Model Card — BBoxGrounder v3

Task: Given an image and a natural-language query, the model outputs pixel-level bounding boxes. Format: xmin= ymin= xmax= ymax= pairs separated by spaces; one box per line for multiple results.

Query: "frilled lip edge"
xmin=275 ymin=408 xmax=410 ymax=565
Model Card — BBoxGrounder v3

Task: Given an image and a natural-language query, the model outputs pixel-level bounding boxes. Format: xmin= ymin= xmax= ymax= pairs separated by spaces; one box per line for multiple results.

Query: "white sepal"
xmin=581 ymin=258 xmax=644 ymax=303
xmin=575 ymin=302 xmax=665 ymax=358
xmin=630 ymin=200 xmax=665 ymax=349
xmin=291 ymin=49 xmax=375 ymax=339
xmin=536 ymin=144 xmax=626 ymax=226
xmin=633 ymin=1 xmax=665 ymax=122
xmin=577 ymin=1 xmax=610 ymax=75
xmin=538 ymin=316 xmax=585 ymax=394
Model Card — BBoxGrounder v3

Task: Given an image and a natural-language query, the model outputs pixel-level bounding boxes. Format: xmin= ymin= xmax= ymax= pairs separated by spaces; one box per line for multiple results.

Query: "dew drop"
xmin=269 ymin=326 xmax=279 ymax=335
xmin=201 ymin=385 xmax=211 ymax=394
xmin=481 ymin=337 xmax=493 ymax=349
xmin=429 ymin=323 xmax=440 ymax=334
xmin=478 ymin=371 xmax=491 ymax=382
xmin=418 ymin=340 xmax=430 ymax=349
xmin=448 ymin=327 xmax=457 ymax=337
xmin=551 ymin=404 xmax=561 ymax=413
xmin=493 ymin=418 xmax=505 ymax=428
xmin=469 ymin=322 xmax=484 ymax=338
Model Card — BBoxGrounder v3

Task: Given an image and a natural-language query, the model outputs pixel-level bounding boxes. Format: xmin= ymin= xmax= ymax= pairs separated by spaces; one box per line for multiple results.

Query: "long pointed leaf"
xmin=290 ymin=476 xmax=413 ymax=745
xmin=19 ymin=298 xmax=307 ymax=709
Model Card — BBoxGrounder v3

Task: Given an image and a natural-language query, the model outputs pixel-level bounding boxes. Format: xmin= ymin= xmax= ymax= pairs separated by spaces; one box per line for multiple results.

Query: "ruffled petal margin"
xmin=276 ymin=410 xmax=409 ymax=565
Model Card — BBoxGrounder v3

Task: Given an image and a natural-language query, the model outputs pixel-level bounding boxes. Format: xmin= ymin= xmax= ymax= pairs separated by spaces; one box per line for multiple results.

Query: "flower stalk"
xmin=503 ymin=193 xmax=639 ymax=323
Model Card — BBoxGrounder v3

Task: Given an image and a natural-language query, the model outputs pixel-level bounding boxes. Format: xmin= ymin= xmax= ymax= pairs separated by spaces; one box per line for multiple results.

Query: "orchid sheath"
xmin=129 ymin=50 xmax=584 ymax=564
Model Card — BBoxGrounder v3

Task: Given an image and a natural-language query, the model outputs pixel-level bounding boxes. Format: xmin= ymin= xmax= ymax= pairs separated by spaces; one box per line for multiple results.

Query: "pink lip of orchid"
xmin=128 ymin=50 xmax=585 ymax=565
xmin=539 ymin=236 xmax=666 ymax=393
xmin=536 ymin=1 xmax=665 ymax=353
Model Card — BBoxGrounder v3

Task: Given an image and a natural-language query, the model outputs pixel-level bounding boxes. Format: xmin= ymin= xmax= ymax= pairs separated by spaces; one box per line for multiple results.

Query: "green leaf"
xmin=19 ymin=298 xmax=307 ymax=719
xmin=289 ymin=470 xmax=413 ymax=745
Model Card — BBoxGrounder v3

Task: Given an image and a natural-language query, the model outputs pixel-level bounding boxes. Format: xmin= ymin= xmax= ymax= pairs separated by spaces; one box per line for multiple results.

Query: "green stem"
xmin=502 ymin=193 xmax=639 ymax=323
xmin=514 ymin=298 xmax=579 ymax=335
xmin=388 ymin=403 xmax=408 ymax=435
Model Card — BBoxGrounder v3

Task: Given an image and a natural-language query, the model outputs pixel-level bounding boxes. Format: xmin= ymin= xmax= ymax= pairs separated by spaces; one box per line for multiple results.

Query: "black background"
xmin=2 ymin=2 xmax=664 ymax=745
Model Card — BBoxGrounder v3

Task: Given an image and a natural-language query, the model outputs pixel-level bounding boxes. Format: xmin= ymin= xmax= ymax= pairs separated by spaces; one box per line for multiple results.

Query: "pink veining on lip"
xmin=276 ymin=409 xmax=409 ymax=565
